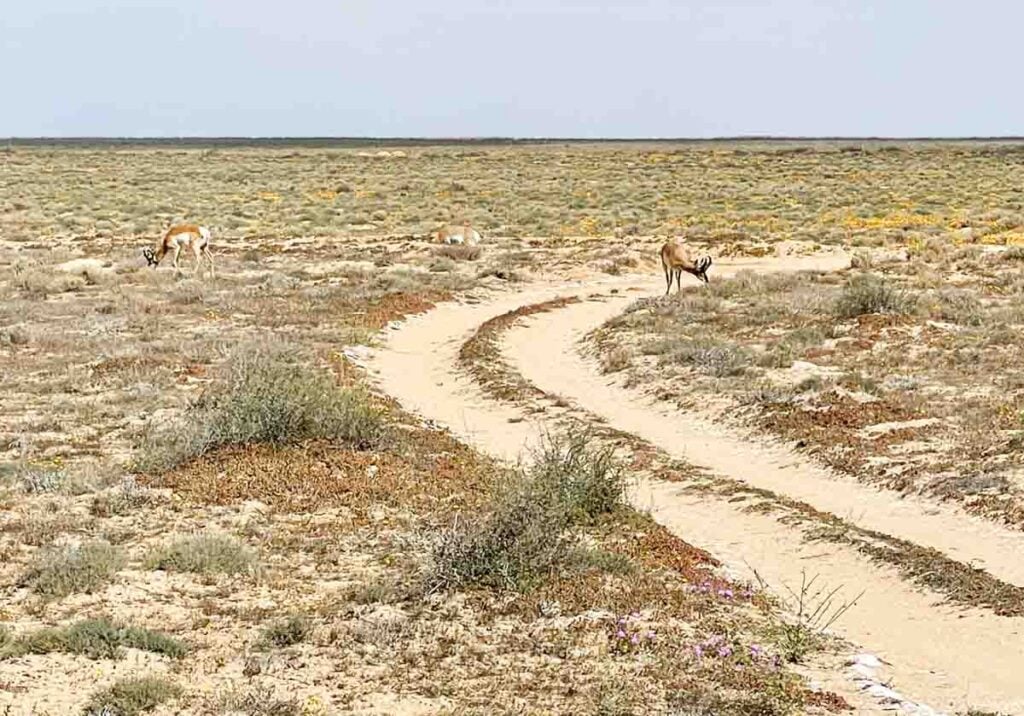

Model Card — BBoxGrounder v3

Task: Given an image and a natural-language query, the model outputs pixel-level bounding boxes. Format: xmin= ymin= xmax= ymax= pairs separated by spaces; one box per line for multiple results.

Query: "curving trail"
xmin=365 ymin=256 xmax=1024 ymax=715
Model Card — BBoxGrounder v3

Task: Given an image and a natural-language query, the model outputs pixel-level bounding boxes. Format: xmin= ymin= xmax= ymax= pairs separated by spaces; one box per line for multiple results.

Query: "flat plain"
xmin=2 ymin=141 xmax=1023 ymax=715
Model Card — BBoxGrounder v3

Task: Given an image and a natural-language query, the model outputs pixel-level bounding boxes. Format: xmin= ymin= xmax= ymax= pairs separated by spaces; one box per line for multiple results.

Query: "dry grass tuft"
xmin=82 ymin=675 xmax=181 ymax=716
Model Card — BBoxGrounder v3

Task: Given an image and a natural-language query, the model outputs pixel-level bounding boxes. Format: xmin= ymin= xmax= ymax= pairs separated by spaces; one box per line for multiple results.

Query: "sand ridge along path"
xmin=366 ymin=255 xmax=1024 ymax=715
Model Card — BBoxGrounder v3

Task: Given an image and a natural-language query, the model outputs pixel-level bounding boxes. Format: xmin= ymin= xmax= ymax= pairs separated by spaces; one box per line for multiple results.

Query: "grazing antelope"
xmin=142 ymin=224 xmax=216 ymax=277
xmin=436 ymin=222 xmax=481 ymax=246
xmin=660 ymin=238 xmax=712 ymax=294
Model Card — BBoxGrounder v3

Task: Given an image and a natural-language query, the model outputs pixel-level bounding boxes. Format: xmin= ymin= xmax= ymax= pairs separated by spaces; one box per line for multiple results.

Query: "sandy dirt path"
xmin=366 ymin=257 xmax=1024 ymax=714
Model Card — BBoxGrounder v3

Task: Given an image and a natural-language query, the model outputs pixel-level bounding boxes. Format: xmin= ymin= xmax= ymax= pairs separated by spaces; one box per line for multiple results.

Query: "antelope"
xmin=436 ymin=222 xmax=481 ymax=246
xmin=660 ymin=238 xmax=712 ymax=294
xmin=142 ymin=224 xmax=216 ymax=277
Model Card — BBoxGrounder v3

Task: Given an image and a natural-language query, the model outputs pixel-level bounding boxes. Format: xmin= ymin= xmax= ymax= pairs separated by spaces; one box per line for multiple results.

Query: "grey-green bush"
xmin=1 ymin=618 xmax=187 ymax=660
xmin=429 ymin=429 xmax=624 ymax=592
xmin=529 ymin=429 xmax=625 ymax=525
xmin=834 ymin=274 xmax=916 ymax=318
xmin=147 ymin=534 xmax=256 ymax=576
xmin=82 ymin=676 xmax=181 ymax=716
xmin=134 ymin=344 xmax=385 ymax=472
xmin=20 ymin=541 xmax=124 ymax=598
xmin=930 ymin=289 xmax=983 ymax=326
xmin=258 ymin=615 xmax=312 ymax=649
xmin=647 ymin=338 xmax=749 ymax=377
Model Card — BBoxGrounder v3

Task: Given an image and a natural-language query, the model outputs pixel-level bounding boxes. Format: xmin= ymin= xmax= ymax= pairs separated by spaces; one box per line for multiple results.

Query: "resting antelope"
xmin=660 ymin=238 xmax=712 ymax=294
xmin=437 ymin=222 xmax=481 ymax=246
xmin=142 ymin=224 xmax=216 ymax=277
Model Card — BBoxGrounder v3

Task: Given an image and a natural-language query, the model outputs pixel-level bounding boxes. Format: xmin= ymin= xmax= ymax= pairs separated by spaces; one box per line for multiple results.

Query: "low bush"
xmin=134 ymin=344 xmax=385 ymax=472
xmin=834 ymin=274 xmax=916 ymax=318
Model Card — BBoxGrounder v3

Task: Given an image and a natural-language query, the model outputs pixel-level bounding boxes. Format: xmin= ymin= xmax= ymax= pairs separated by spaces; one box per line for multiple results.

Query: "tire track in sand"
xmin=367 ymin=257 xmax=1024 ymax=714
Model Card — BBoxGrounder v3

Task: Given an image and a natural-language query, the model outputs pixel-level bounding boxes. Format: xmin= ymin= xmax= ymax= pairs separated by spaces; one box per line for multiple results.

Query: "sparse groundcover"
xmin=455 ymin=282 xmax=1024 ymax=616
xmin=425 ymin=438 xmax=825 ymax=714
xmin=90 ymin=477 xmax=155 ymax=517
xmin=15 ymin=142 xmax=1023 ymax=713
xmin=146 ymin=409 xmax=497 ymax=516
xmin=458 ymin=296 xmax=581 ymax=402
xmin=595 ymin=261 xmax=1024 ymax=528
xmin=434 ymin=244 xmax=482 ymax=262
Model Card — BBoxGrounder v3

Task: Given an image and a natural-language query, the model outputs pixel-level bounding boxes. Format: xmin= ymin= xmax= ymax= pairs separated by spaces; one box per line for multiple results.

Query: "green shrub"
xmin=1 ymin=618 xmax=187 ymax=660
xmin=20 ymin=541 xmax=124 ymax=598
xmin=429 ymin=429 xmax=624 ymax=592
xmin=530 ymin=429 xmax=625 ymax=525
xmin=147 ymin=534 xmax=256 ymax=576
xmin=134 ymin=344 xmax=385 ymax=472
xmin=430 ymin=476 xmax=569 ymax=592
xmin=834 ymin=274 xmax=916 ymax=318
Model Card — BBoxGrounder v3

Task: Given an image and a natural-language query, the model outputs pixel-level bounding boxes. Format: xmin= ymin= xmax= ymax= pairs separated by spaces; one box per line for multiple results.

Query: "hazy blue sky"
xmin=3 ymin=1 xmax=1021 ymax=137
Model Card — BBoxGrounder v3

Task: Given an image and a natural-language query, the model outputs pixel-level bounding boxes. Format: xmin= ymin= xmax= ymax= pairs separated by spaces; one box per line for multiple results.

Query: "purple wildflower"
xmin=717 ymin=645 xmax=733 ymax=658
xmin=616 ymin=629 xmax=626 ymax=639
xmin=630 ymin=633 xmax=641 ymax=645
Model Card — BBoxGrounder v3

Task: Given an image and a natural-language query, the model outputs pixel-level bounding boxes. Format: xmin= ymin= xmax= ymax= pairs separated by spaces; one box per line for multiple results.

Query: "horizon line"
xmin=6 ymin=135 xmax=1024 ymax=144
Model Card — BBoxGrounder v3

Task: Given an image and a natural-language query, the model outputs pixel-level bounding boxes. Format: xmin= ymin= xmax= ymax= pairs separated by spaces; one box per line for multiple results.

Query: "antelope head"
xmin=695 ymin=255 xmax=712 ymax=283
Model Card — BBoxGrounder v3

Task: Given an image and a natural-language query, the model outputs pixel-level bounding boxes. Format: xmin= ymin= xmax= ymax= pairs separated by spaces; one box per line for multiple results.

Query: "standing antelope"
xmin=660 ymin=238 xmax=712 ymax=294
xmin=142 ymin=224 xmax=216 ymax=277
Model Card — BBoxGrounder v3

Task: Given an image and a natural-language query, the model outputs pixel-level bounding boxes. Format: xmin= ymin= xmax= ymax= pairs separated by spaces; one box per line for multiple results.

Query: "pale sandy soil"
xmin=366 ymin=252 xmax=1024 ymax=715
